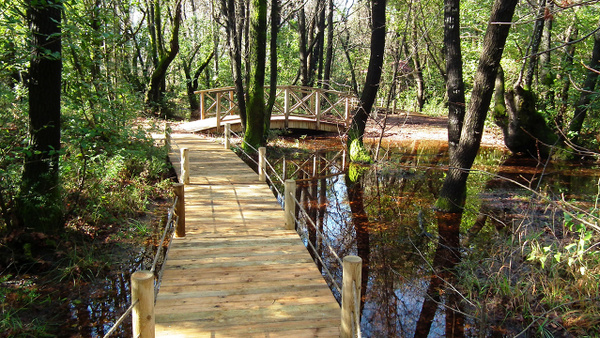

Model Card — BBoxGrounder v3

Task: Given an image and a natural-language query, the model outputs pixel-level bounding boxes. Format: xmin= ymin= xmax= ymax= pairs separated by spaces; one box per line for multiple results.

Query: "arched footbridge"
xmin=180 ymin=85 xmax=358 ymax=133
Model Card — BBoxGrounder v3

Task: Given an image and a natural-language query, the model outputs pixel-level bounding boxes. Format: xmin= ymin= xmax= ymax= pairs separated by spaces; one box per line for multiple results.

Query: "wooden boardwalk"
xmin=154 ymin=133 xmax=340 ymax=337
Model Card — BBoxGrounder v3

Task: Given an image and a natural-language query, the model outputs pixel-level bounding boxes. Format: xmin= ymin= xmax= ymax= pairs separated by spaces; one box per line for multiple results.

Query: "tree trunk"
xmin=146 ymin=3 xmax=182 ymax=116
xmin=322 ymin=0 xmax=334 ymax=89
xmin=348 ymin=0 xmax=387 ymax=163
xmin=436 ymin=0 xmax=518 ymax=213
xmin=568 ymin=20 xmax=600 ymax=143
xmin=412 ymin=20 xmax=425 ymax=111
xmin=523 ymin=0 xmax=546 ymax=89
xmin=222 ymin=0 xmax=247 ymax=128
xmin=444 ymin=0 xmax=466 ymax=155
xmin=19 ymin=0 xmax=63 ymax=232
xmin=185 ymin=52 xmax=214 ymax=118
xmin=557 ymin=25 xmax=578 ymax=131
xmin=539 ymin=1 xmax=554 ymax=110
xmin=244 ymin=0 xmax=267 ymax=150
xmin=265 ymin=0 xmax=280 ymax=135
xmin=298 ymin=6 xmax=309 ymax=87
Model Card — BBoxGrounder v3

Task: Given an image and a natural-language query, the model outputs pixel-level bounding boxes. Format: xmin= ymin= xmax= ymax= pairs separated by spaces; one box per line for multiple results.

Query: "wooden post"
xmin=225 ymin=123 xmax=231 ymax=149
xmin=200 ymin=92 xmax=205 ymax=119
xmin=282 ymin=157 xmax=287 ymax=181
xmin=229 ymin=90 xmax=234 ymax=115
xmin=258 ymin=147 xmax=266 ymax=182
xmin=345 ymin=97 xmax=350 ymax=126
xmin=163 ymin=122 xmax=171 ymax=149
xmin=180 ymin=148 xmax=189 ymax=184
xmin=341 ymin=255 xmax=362 ymax=338
xmin=284 ymin=179 xmax=296 ymax=230
xmin=315 ymin=91 xmax=321 ymax=130
xmin=132 ymin=270 xmax=155 ymax=338
xmin=284 ymin=87 xmax=290 ymax=129
xmin=173 ymin=183 xmax=185 ymax=238
xmin=216 ymin=92 xmax=222 ymax=133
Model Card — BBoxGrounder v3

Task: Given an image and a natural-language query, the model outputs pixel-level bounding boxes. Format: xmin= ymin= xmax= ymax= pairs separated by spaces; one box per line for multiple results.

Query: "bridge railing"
xmin=194 ymin=85 xmax=358 ymax=130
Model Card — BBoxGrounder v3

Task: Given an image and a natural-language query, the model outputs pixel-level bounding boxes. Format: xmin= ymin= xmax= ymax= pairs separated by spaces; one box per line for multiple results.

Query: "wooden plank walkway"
xmin=154 ymin=133 xmax=340 ymax=337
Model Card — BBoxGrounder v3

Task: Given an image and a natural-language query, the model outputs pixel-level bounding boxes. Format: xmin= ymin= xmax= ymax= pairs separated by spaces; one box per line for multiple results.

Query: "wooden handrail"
xmin=194 ymin=85 xmax=358 ymax=131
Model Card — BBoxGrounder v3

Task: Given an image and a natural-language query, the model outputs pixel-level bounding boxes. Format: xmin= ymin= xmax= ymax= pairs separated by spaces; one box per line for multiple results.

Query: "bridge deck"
xmin=180 ymin=115 xmax=344 ymax=133
xmin=154 ymin=133 xmax=340 ymax=337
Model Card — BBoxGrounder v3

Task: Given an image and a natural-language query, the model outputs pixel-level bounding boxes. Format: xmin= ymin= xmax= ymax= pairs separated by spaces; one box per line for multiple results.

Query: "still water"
xmin=263 ymin=135 xmax=600 ymax=337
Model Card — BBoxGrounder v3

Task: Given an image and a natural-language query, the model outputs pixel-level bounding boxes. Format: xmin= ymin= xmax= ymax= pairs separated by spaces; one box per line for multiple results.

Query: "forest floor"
xmin=362 ymin=111 xmax=507 ymax=148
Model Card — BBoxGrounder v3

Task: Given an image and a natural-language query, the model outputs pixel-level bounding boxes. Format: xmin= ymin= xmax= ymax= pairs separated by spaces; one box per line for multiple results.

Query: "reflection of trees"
xmin=345 ymin=166 xmax=370 ymax=315
xmin=266 ymin=141 xmax=474 ymax=335
xmin=415 ymin=212 xmax=464 ymax=337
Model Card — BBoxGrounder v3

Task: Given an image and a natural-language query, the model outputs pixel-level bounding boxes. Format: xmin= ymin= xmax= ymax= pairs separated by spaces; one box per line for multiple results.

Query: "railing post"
xmin=258 ymin=147 xmax=266 ymax=182
xmin=345 ymin=97 xmax=351 ymax=126
xmin=224 ymin=123 xmax=231 ymax=149
xmin=229 ymin=90 xmax=234 ymax=115
xmin=341 ymin=255 xmax=363 ymax=338
xmin=180 ymin=148 xmax=190 ymax=185
xmin=284 ymin=87 xmax=290 ymax=129
xmin=200 ymin=92 xmax=205 ymax=120
xmin=315 ymin=91 xmax=321 ymax=130
xmin=173 ymin=183 xmax=185 ymax=238
xmin=284 ymin=179 xmax=297 ymax=230
xmin=132 ymin=271 xmax=155 ymax=338
xmin=216 ymin=92 xmax=222 ymax=133
xmin=164 ymin=122 xmax=171 ymax=149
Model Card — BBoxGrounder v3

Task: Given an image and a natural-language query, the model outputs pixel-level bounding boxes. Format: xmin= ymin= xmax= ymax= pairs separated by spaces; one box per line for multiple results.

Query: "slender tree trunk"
xmin=436 ymin=0 xmax=518 ymax=212
xmin=539 ymin=1 xmax=554 ymax=109
xmin=412 ymin=20 xmax=425 ymax=111
xmin=222 ymin=0 xmax=247 ymax=128
xmin=185 ymin=52 xmax=214 ymax=118
xmin=265 ymin=0 xmax=280 ymax=135
xmin=568 ymin=20 xmax=600 ymax=142
xmin=298 ymin=6 xmax=309 ymax=87
xmin=19 ymin=0 xmax=64 ymax=232
xmin=146 ymin=3 xmax=182 ymax=116
xmin=557 ymin=25 xmax=578 ymax=131
xmin=444 ymin=0 xmax=466 ymax=155
xmin=348 ymin=0 xmax=387 ymax=162
xmin=340 ymin=30 xmax=359 ymax=95
xmin=322 ymin=0 xmax=334 ymax=89
xmin=244 ymin=0 xmax=267 ymax=150
xmin=523 ymin=0 xmax=546 ymax=89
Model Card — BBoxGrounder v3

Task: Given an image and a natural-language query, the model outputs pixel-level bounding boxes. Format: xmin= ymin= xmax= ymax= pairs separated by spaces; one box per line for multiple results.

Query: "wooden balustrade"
xmin=194 ymin=85 xmax=358 ymax=131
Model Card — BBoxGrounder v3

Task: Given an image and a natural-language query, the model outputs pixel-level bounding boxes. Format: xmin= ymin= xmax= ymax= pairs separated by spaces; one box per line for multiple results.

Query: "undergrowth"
xmin=0 ymin=83 xmax=175 ymax=336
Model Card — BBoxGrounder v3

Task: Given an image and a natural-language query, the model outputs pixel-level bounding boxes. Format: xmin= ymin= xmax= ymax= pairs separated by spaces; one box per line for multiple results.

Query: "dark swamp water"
xmin=260 ymin=135 xmax=600 ymax=337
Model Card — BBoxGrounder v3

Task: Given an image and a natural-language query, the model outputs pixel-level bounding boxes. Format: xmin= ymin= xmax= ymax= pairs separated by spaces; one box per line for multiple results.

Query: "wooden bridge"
xmin=181 ymin=85 xmax=358 ymax=133
xmin=153 ymin=133 xmax=342 ymax=337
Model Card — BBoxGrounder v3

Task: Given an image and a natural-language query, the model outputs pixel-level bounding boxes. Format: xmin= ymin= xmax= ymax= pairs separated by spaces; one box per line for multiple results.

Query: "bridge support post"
xmin=200 ymin=92 xmax=205 ymax=119
xmin=341 ymin=255 xmax=363 ymax=338
xmin=258 ymin=147 xmax=266 ymax=182
xmin=216 ymin=92 xmax=222 ymax=133
xmin=345 ymin=97 xmax=351 ymax=125
xmin=315 ymin=92 xmax=321 ymax=130
xmin=284 ymin=179 xmax=296 ymax=230
xmin=224 ymin=123 xmax=231 ymax=149
xmin=131 ymin=270 xmax=155 ymax=338
xmin=164 ymin=122 xmax=171 ymax=149
xmin=180 ymin=148 xmax=190 ymax=184
xmin=284 ymin=87 xmax=290 ymax=129
xmin=173 ymin=183 xmax=186 ymax=238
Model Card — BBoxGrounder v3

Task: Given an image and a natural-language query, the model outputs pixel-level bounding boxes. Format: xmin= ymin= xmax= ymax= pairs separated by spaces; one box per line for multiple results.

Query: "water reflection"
xmin=266 ymin=137 xmax=600 ymax=337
